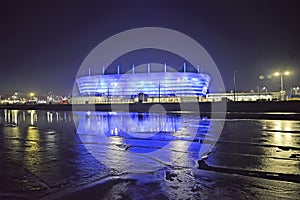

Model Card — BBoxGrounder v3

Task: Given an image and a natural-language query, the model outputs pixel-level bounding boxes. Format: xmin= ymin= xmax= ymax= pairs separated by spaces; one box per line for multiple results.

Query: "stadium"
xmin=75 ymin=71 xmax=211 ymax=99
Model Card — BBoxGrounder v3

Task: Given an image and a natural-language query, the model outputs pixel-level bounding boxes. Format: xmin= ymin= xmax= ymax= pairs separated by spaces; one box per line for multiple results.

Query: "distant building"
xmin=206 ymin=91 xmax=283 ymax=102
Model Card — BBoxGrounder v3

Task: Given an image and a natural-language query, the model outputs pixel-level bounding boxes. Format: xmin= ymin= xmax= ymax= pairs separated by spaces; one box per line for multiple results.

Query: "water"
xmin=0 ymin=110 xmax=299 ymax=199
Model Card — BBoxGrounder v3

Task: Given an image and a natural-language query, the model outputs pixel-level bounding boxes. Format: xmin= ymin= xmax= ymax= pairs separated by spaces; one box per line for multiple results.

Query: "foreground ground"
xmin=0 ymin=110 xmax=299 ymax=199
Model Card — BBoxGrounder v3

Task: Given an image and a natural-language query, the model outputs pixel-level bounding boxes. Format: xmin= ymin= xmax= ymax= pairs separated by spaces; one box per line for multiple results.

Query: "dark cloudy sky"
xmin=0 ymin=0 xmax=299 ymax=96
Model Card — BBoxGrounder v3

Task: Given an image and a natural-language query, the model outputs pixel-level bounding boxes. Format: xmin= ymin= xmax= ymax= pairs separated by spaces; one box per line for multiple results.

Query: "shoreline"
xmin=1 ymin=101 xmax=300 ymax=119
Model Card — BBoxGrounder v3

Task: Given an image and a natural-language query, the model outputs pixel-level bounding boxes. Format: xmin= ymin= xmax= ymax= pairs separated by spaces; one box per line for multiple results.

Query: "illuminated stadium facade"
xmin=76 ymin=71 xmax=211 ymax=98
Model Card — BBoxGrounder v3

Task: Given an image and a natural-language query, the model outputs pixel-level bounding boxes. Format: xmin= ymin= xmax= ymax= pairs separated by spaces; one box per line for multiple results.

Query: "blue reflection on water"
xmin=75 ymin=112 xmax=210 ymax=156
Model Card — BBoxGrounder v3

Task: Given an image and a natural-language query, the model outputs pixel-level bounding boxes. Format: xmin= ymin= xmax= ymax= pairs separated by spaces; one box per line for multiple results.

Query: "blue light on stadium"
xmin=76 ymin=71 xmax=211 ymax=97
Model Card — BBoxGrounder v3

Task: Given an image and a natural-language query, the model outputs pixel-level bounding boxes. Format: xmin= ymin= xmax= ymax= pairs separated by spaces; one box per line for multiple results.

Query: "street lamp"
xmin=233 ymin=71 xmax=237 ymax=101
xmin=273 ymin=71 xmax=290 ymax=100
xmin=292 ymin=87 xmax=300 ymax=95
xmin=261 ymin=87 xmax=268 ymax=94
xmin=29 ymin=92 xmax=35 ymax=100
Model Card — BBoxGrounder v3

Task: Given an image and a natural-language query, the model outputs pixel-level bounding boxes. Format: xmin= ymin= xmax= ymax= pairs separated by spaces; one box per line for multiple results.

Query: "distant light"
xmin=284 ymin=71 xmax=290 ymax=76
xmin=273 ymin=71 xmax=290 ymax=77
xmin=273 ymin=72 xmax=280 ymax=76
xmin=258 ymin=75 xmax=264 ymax=80
xmin=29 ymin=92 xmax=35 ymax=97
xmin=267 ymin=74 xmax=272 ymax=79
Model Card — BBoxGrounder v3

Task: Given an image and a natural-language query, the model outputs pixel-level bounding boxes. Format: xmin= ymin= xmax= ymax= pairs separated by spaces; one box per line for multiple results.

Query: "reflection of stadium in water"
xmin=75 ymin=111 xmax=212 ymax=169
xmin=76 ymin=112 xmax=181 ymax=136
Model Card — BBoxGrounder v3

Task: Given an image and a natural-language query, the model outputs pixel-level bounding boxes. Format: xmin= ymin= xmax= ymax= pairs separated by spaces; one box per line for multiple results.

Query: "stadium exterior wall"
xmin=76 ymin=72 xmax=211 ymax=98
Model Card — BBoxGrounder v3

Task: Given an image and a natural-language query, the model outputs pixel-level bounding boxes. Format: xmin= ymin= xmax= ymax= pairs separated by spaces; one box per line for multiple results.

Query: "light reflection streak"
xmin=47 ymin=111 xmax=53 ymax=123
xmin=22 ymin=125 xmax=43 ymax=176
xmin=262 ymin=120 xmax=295 ymax=132
xmin=22 ymin=111 xmax=26 ymax=122
xmin=12 ymin=110 xmax=18 ymax=125
xmin=261 ymin=120 xmax=295 ymax=146
xmin=3 ymin=110 xmax=20 ymax=125
xmin=27 ymin=110 xmax=37 ymax=125
xmin=4 ymin=109 xmax=7 ymax=122
xmin=3 ymin=110 xmax=21 ymax=151
xmin=106 ymin=136 xmax=128 ymax=171
xmin=257 ymin=120 xmax=299 ymax=174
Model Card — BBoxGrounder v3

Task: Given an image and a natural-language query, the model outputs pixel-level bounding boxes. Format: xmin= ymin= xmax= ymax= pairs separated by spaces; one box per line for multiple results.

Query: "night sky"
xmin=0 ymin=0 xmax=299 ymax=96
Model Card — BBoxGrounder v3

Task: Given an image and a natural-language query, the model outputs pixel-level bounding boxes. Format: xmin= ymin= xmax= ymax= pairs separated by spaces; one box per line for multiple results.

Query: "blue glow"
xmin=75 ymin=111 xmax=211 ymax=154
xmin=76 ymin=72 xmax=211 ymax=97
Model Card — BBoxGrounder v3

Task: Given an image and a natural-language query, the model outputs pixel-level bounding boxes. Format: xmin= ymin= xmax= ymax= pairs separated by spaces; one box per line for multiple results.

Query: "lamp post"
xmin=233 ymin=71 xmax=237 ymax=101
xmin=273 ymin=71 xmax=290 ymax=100
xmin=296 ymin=87 xmax=300 ymax=95
xmin=158 ymin=82 xmax=161 ymax=103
